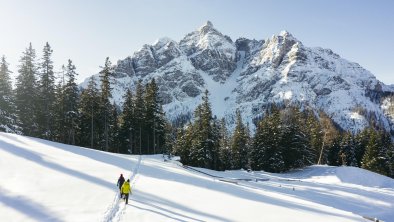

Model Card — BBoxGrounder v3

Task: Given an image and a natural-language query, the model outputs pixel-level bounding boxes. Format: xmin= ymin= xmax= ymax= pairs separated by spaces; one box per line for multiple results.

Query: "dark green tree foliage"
xmin=218 ymin=118 xmax=232 ymax=170
xmin=37 ymin=42 xmax=56 ymax=139
xmin=119 ymin=89 xmax=135 ymax=154
xmin=231 ymin=109 xmax=249 ymax=169
xmin=0 ymin=56 xmax=18 ymax=133
xmin=327 ymin=136 xmax=342 ymax=166
xmin=133 ymin=80 xmax=146 ymax=154
xmin=15 ymin=43 xmax=39 ymax=136
xmin=144 ymin=79 xmax=166 ymax=154
xmin=251 ymin=105 xmax=285 ymax=172
xmin=280 ymin=107 xmax=313 ymax=169
xmin=174 ymin=90 xmax=220 ymax=170
xmin=354 ymin=128 xmax=371 ymax=166
xmin=99 ymin=57 xmax=113 ymax=151
xmin=174 ymin=127 xmax=192 ymax=164
xmin=361 ymin=130 xmax=389 ymax=175
xmin=340 ymin=132 xmax=358 ymax=166
xmin=78 ymin=77 xmax=100 ymax=149
xmin=109 ymin=104 xmax=120 ymax=153
xmin=53 ymin=74 xmax=66 ymax=143
xmin=305 ymin=109 xmax=323 ymax=163
xmin=63 ymin=60 xmax=79 ymax=145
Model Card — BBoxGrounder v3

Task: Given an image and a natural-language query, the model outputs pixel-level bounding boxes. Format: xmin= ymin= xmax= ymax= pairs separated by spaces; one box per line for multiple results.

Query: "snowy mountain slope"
xmin=1 ymin=132 xmax=394 ymax=222
xmin=81 ymin=21 xmax=394 ymax=132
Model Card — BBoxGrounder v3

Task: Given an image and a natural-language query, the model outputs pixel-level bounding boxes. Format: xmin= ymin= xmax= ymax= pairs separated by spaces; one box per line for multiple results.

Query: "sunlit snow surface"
xmin=1 ymin=132 xmax=393 ymax=222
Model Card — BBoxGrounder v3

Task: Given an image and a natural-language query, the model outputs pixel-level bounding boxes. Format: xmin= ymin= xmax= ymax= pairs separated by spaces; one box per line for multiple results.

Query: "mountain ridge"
xmin=81 ymin=21 xmax=394 ymax=133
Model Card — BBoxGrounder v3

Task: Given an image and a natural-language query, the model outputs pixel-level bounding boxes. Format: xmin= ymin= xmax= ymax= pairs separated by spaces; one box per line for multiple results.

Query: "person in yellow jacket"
xmin=121 ymin=179 xmax=131 ymax=204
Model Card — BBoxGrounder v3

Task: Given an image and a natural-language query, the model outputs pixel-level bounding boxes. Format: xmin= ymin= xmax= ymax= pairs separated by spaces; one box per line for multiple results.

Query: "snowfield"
xmin=0 ymin=132 xmax=393 ymax=222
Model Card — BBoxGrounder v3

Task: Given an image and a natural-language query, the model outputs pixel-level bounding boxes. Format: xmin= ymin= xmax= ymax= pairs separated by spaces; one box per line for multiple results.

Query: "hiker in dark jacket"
xmin=117 ymin=174 xmax=125 ymax=196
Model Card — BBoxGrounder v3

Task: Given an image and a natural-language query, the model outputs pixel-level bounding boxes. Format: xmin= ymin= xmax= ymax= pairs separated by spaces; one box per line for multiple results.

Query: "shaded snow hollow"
xmin=0 ymin=132 xmax=393 ymax=222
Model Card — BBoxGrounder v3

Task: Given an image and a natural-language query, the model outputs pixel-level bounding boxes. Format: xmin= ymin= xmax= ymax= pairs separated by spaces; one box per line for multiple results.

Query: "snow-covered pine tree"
xmin=15 ymin=43 xmax=39 ymax=136
xmin=37 ymin=42 xmax=56 ymax=139
xmin=0 ymin=56 xmax=19 ymax=133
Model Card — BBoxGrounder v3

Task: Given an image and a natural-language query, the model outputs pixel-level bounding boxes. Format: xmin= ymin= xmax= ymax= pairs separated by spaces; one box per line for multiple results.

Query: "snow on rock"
xmin=79 ymin=22 xmax=394 ymax=133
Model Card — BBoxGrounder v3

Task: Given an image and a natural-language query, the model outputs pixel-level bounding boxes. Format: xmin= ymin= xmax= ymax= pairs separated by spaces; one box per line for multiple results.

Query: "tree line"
xmin=174 ymin=91 xmax=394 ymax=178
xmin=1 ymin=43 xmax=393 ymax=178
xmin=0 ymin=43 xmax=167 ymax=154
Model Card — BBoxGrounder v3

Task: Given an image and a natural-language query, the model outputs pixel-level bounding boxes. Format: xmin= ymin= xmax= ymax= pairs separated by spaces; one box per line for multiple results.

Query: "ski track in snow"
xmin=102 ymin=155 xmax=142 ymax=222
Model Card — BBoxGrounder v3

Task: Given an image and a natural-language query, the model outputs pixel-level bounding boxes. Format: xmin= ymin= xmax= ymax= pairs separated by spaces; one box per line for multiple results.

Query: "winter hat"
xmin=127 ymin=179 xmax=130 ymax=182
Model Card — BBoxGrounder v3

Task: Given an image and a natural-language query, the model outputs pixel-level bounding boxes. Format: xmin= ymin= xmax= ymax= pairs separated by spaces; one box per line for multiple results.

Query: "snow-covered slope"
xmin=81 ymin=21 xmax=394 ymax=132
xmin=1 ymin=132 xmax=394 ymax=221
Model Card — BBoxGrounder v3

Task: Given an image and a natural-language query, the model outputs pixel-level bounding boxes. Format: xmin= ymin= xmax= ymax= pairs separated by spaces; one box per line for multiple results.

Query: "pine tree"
xmin=354 ymin=128 xmax=370 ymax=166
xmin=327 ymin=136 xmax=342 ymax=166
xmin=218 ymin=118 xmax=232 ymax=170
xmin=134 ymin=80 xmax=146 ymax=154
xmin=340 ymin=132 xmax=357 ymax=166
xmin=362 ymin=130 xmax=389 ymax=175
xmin=37 ymin=42 xmax=56 ymax=139
xmin=15 ymin=43 xmax=39 ymax=136
xmin=231 ymin=109 xmax=249 ymax=169
xmin=144 ymin=79 xmax=165 ymax=154
xmin=0 ymin=56 xmax=19 ymax=133
xmin=63 ymin=60 xmax=79 ymax=145
xmin=119 ymin=89 xmax=135 ymax=154
xmin=109 ymin=104 xmax=120 ymax=153
xmin=251 ymin=105 xmax=285 ymax=172
xmin=78 ymin=76 xmax=100 ymax=149
xmin=99 ymin=57 xmax=113 ymax=151
xmin=280 ymin=106 xmax=312 ymax=170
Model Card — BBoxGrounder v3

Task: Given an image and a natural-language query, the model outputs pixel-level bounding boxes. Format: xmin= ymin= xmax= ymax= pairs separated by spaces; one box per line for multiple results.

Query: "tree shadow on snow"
xmin=134 ymin=158 xmax=362 ymax=221
xmin=0 ymin=186 xmax=63 ymax=222
xmin=0 ymin=139 xmax=115 ymax=190
xmin=0 ymin=132 xmax=135 ymax=172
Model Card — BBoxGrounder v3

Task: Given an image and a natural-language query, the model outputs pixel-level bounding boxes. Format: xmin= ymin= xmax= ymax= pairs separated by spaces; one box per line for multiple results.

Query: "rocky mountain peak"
xmin=81 ymin=23 xmax=394 ymax=134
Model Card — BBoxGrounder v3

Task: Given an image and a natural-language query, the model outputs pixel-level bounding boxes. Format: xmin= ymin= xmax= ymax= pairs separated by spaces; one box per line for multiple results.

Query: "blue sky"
xmin=0 ymin=0 xmax=393 ymax=84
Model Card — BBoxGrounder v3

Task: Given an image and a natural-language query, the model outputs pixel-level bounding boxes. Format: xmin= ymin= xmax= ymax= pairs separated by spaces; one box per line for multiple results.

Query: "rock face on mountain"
xmin=81 ymin=21 xmax=394 ymax=132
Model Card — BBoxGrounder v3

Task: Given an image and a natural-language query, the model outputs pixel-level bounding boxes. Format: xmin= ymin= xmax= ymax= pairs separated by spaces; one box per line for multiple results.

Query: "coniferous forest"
xmin=1 ymin=43 xmax=394 ymax=178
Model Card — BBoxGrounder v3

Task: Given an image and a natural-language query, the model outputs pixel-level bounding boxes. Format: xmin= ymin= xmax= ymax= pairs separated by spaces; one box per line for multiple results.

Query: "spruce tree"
xmin=362 ymin=130 xmax=389 ymax=175
xmin=37 ymin=42 xmax=56 ymax=139
xmin=119 ymin=89 xmax=135 ymax=154
xmin=218 ymin=118 xmax=232 ymax=170
xmin=280 ymin=106 xmax=312 ymax=170
xmin=134 ymin=80 xmax=146 ymax=154
xmin=251 ymin=105 xmax=284 ymax=172
xmin=340 ymin=132 xmax=357 ymax=166
xmin=15 ymin=43 xmax=39 ymax=136
xmin=0 ymin=56 xmax=18 ymax=133
xmin=231 ymin=109 xmax=249 ymax=169
xmin=99 ymin=57 xmax=113 ymax=151
xmin=144 ymin=79 xmax=165 ymax=154
xmin=78 ymin=77 xmax=100 ymax=149
xmin=63 ymin=60 xmax=79 ymax=145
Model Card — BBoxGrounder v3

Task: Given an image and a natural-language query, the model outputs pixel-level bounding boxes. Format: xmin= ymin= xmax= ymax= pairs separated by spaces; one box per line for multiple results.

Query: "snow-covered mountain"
xmin=1 ymin=132 xmax=393 ymax=221
xmin=81 ymin=21 xmax=394 ymax=132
